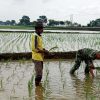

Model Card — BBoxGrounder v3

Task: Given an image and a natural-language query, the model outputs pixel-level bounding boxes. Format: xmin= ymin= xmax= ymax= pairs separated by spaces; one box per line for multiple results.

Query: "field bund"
xmin=0 ymin=51 xmax=76 ymax=60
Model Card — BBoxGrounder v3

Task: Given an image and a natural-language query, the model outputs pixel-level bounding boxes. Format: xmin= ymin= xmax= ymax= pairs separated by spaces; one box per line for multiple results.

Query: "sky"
xmin=0 ymin=0 xmax=100 ymax=25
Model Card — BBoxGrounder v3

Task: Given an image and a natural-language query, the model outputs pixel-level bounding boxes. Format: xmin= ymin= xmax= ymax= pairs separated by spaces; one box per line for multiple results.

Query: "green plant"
xmin=28 ymin=74 xmax=34 ymax=97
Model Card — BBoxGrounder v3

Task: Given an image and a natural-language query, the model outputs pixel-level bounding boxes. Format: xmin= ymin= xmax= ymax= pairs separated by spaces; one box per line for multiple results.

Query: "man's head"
xmin=35 ymin=22 xmax=43 ymax=35
xmin=95 ymin=53 xmax=100 ymax=59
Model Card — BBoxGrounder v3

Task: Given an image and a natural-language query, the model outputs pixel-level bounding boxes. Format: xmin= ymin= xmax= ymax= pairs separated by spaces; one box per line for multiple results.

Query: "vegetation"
xmin=0 ymin=25 xmax=34 ymax=29
xmin=1 ymin=15 xmax=100 ymax=29
xmin=87 ymin=18 xmax=100 ymax=27
xmin=0 ymin=15 xmax=80 ymax=27
xmin=28 ymin=74 xmax=34 ymax=97
xmin=19 ymin=16 xmax=31 ymax=26
xmin=0 ymin=14 xmax=100 ymax=29
xmin=0 ymin=31 xmax=100 ymax=99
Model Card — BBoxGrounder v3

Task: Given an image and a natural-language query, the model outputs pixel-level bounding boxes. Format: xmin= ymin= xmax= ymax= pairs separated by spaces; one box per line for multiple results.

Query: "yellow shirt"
xmin=31 ymin=33 xmax=44 ymax=61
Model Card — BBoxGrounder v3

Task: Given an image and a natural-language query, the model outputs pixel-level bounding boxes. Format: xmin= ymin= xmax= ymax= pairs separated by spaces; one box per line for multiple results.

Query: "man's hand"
xmin=89 ymin=64 xmax=95 ymax=77
xmin=37 ymin=48 xmax=49 ymax=54
xmin=43 ymin=48 xmax=49 ymax=54
xmin=90 ymin=68 xmax=94 ymax=77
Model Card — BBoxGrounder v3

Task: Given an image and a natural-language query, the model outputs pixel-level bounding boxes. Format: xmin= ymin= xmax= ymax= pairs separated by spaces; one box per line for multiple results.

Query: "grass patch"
xmin=0 ymin=25 xmax=34 ymax=30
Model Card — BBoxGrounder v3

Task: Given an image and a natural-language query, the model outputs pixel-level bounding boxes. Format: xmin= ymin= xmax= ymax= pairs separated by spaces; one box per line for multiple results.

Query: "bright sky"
xmin=0 ymin=0 xmax=100 ymax=25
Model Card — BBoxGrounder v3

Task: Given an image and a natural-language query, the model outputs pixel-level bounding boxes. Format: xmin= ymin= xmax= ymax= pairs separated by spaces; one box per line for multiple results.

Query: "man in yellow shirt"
xmin=31 ymin=22 xmax=49 ymax=86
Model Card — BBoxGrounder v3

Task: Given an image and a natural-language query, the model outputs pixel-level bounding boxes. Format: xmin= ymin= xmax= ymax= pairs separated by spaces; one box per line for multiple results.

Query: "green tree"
xmin=39 ymin=15 xmax=47 ymax=23
xmin=65 ymin=21 xmax=72 ymax=26
xmin=10 ymin=20 xmax=16 ymax=25
xmin=48 ymin=19 xmax=59 ymax=26
xmin=59 ymin=21 xmax=65 ymax=25
xmin=5 ymin=20 xmax=11 ymax=25
xmin=87 ymin=18 xmax=100 ymax=27
xmin=19 ymin=15 xmax=30 ymax=25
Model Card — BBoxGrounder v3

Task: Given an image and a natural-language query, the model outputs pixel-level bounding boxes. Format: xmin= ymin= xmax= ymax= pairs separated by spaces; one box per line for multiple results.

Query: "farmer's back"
xmin=77 ymin=48 xmax=97 ymax=60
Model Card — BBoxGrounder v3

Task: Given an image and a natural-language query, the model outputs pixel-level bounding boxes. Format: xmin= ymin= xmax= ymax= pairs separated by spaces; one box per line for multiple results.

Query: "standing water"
xmin=0 ymin=59 xmax=100 ymax=100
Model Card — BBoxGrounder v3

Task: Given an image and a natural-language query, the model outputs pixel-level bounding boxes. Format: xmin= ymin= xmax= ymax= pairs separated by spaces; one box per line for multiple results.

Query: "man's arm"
xmin=89 ymin=63 xmax=95 ymax=77
xmin=37 ymin=48 xmax=49 ymax=54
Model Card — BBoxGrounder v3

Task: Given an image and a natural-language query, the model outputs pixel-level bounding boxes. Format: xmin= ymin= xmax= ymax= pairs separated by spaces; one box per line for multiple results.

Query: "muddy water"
xmin=0 ymin=59 xmax=100 ymax=100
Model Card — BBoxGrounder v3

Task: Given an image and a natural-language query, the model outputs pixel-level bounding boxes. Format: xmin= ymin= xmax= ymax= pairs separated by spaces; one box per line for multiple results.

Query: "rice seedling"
xmin=42 ymin=61 xmax=52 ymax=99
xmin=28 ymin=74 xmax=34 ymax=97
xmin=0 ymin=79 xmax=3 ymax=89
xmin=28 ymin=80 xmax=32 ymax=97
xmin=0 ymin=79 xmax=4 ymax=91
xmin=43 ymin=67 xmax=49 ymax=90
xmin=0 ymin=32 xmax=100 ymax=53
xmin=58 ymin=61 xmax=67 ymax=90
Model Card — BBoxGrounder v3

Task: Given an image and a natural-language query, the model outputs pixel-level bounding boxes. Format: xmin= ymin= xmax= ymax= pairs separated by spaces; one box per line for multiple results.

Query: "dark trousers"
xmin=32 ymin=60 xmax=43 ymax=83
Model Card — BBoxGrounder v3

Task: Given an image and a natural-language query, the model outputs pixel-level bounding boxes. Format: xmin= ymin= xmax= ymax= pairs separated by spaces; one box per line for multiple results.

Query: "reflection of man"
xmin=70 ymin=48 xmax=100 ymax=77
xmin=35 ymin=85 xmax=43 ymax=100
xmin=70 ymin=74 xmax=94 ymax=99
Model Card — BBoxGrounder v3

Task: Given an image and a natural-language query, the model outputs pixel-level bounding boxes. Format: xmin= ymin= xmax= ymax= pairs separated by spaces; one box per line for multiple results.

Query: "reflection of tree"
xmin=70 ymin=74 xmax=94 ymax=99
xmin=35 ymin=85 xmax=43 ymax=100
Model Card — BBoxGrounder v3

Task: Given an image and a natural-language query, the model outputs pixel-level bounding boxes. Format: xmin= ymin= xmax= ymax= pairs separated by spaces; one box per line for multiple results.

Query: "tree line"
xmin=0 ymin=15 xmax=80 ymax=27
xmin=87 ymin=19 xmax=100 ymax=27
xmin=0 ymin=15 xmax=100 ymax=27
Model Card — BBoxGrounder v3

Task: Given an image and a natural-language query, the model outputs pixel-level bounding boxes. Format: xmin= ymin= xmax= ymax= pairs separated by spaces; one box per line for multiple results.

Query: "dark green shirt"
xmin=77 ymin=48 xmax=97 ymax=60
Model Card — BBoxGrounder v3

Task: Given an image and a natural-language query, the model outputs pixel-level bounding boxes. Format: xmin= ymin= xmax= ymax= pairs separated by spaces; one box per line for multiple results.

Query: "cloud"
xmin=42 ymin=0 xmax=52 ymax=3
xmin=12 ymin=0 xmax=26 ymax=4
xmin=14 ymin=0 xmax=26 ymax=1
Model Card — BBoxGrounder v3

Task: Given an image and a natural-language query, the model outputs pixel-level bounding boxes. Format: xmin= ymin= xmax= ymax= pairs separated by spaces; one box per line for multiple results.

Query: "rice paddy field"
xmin=0 ymin=30 xmax=100 ymax=100
xmin=0 ymin=31 xmax=100 ymax=53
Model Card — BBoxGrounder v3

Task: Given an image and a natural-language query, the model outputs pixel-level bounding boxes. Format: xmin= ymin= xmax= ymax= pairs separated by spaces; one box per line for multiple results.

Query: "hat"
xmin=35 ymin=21 xmax=43 ymax=28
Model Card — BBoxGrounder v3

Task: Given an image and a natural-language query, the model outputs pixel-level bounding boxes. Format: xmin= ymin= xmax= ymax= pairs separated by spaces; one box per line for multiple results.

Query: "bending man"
xmin=70 ymin=48 xmax=100 ymax=76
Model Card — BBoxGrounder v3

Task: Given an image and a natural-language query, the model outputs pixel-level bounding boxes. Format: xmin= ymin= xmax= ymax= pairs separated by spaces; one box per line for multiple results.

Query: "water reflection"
xmin=35 ymin=84 xmax=43 ymax=100
xmin=70 ymin=74 xmax=94 ymax=99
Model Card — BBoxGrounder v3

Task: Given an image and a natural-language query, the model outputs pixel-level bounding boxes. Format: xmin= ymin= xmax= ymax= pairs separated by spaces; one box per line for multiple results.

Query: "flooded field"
xmin=0 ymin=59 xmax=100 ymax=100
xmin=0 ymin=30 xmax=100 ymax=100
